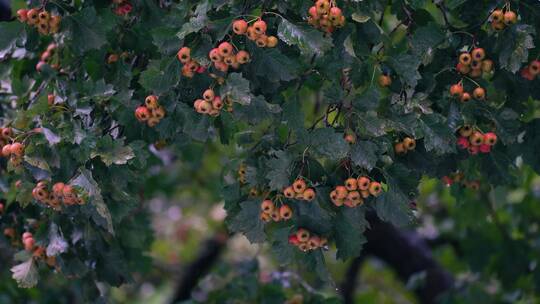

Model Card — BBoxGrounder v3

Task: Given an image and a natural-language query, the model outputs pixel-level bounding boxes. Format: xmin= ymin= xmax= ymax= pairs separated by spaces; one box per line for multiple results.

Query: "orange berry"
xmin=403 ymin=137 xmax=416 ymax=150
xmin=357 ymin=177 xmax=371 ymax=191
xmin=236 ymin=50 xmax=250 ymax=64
xmin=308 ymin=236 xmax=321 ymax=248
xmin=378 ymin=74 xmax=392 ymax=87
xmin=279 ymin=204 xmax=293 ymax=220
xmin=344 ymin=178 xmax=357 ymax=191
xmin=255 ymin=34 xmax=268 ymax=48
xmin=471 ymin=48 xmax=485 ymax=61
xmin=529 ymin=60 xmax=540 ymax=76
xmin=482 ymin=60 xmax=494 ymax=73
xmin=394 ymin=142 xmax=407 ymax=154
xmin=209 ymin=48 xmax=222 ymax=62
xmin=10 ymin=142 xmax=24 ymax=156
xmin=26 ymin=8 xmax=39 ymax=25
xmin=503 ymin=11 xmax=517 ymax=25
xmin=368 ymin=182 xmax=382 ymax=196
xmin=218 ymin=42 xmax=233 ymax=57
xmin=135 ymin=106 xmax=151 ymax=122
xmin=266 ymin=36 xmax=278 ymax=48
xmin=459 ymin=125 xmax=473 ymax=137
xmin=261 ymin=199 xmax=274 ymax=214
xmin=246 ymin=26 xmax=259 ymax=40
xmin=473 ymin=87 xmax=485 ymax=100
xmin=335 ymin=185 xmax=348 ymax=199
xmin=459 ymin=53 xmax=472 ymax=65
xmin=491 ymin=9 xmax=504 ymax=23
xmin=303 ymin=188 xmax=316 ymax=201
xmin=460 ymin=92 xmax=471 ymax=103
xmin=450 ymin=84 xmax=463 ymax=97
xmin=283 ymin=186 xmax=295 ymax=198
xmin=232 ymin=19 xmax=248 ymax=35
xmin=177 ymin=47 xmax=191 ymax=63
xmin=308 ymin=6 xmax=319 ymax=19
xmin=270 ymin=209 xmax=281 ymax=222
xmin=17 ymin=9 xmax=28 ymax=22
xmin=1 ymin=144 xmax=11 ymax=157
xmin=483 ymin=132 xmax=498 ymax=146
xmin=203 ymin=89 xmax=215 ymax=101
xmin=469 ymin=131 xmax=484 ymax=146
xmin=52 ymin=182 xmax=65 ymax=196
xmin=252 ymin=20 xmax=267 ymax=35
xmin=296 ymin=229 xmax=310 ymax=242
xmin=293 ymin=178 xmax=307 ymax=193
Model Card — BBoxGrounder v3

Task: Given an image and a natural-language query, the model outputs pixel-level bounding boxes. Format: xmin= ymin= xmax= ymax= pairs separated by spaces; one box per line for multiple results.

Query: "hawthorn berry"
xmin=529 ymin=60 xmax=540 ymax=76
xmin=236 ymin=51 xmax=250 ymax=64
xmin=23 ymin=237 xmax=35 ymax=251
xmin=252 ymin=20 xmax=267 ymax=35
xmin=288 ymin=234 xmax=299 ymax=246
xmin=456 ymin=63 xmax=471 ymax=74
xmin=214 ymin=61 xmax=229 ymax=73
xmin=293 ymin=178 xmax=307 ymax=193
xmin=246 ymin=26 xmax=259 ymax=40
xmin=460 ymin=92 xmax=472 ymax=103
xmin=469 ymin=131 xmax=484 ymax=146
xmin=308 ymin=6 xmax=318 ymax=19
xmin=260 ymin=200 xmax=274 ymax=214
xmin=296 ymin=229 xmax=310 ymax=242
xmin=521 ymin=67 xmax=535 ymax=81
xmin=209 ymin=48 xmax=222 ymax=62
xmin=1 ymin=127 xmax=12 ymax=138
xmin=270 ymin=209 xmax=281 ymax=222
xmin=394 ymin=142 xmax=406 ymax=154
xmin=357 ymin=177 xmax=371 ymax=191
xmin=224 ymin=55 xmax=236 ymax=66
xmin=344 ymin=178 xmax=358 ymax=191
xmin=316 ymin=0 xmax=330 ymax=15
xmin=177 ymin=47 xmax=191 ymax=63
xmin=479 ymin=144 xmax=491 ymax=153
xmin=468 ymin=145 xmax=479 ymax=155
xmin=459 ymin=53 xmax=472 ymax=65
xmin=212 ymin=96 xmax=224 ymax=110
xmin=135 ymin=106 xmax=151 ymax=121
xmin=378 ymin=74 xmax=392 ymax=87
xmin=459 ymin=125 xmax=473 ymax=137
xmin=203 ymin=89 xmax=215 ymax=102
xmin=335 ymin=185 xmax=348 ymax=199
xmin=403 ymin=137 xmax=416 ymax=150
xmin=147 ymin=117 xmax=160 ymax=127
xmin=266 ymin=36 xmax=278 ymax=48
xmin=329 ymin=7 xmax=342 ymax=22
xmin=483 ymin=132 xmax=498 ymax=146
xmin=26 ymin=8 xmax=39 ymax=25
xmin=153 ymin=107 xmax=166 ymax=120
xmin=255 ymin=35 xmax=268 ymax=48
xmin=279 ymin=205 xmax=293 ymax=220
xmin=303 ymin=188 xmax=316 ymax=201
xmin=1 ymin=144 xmax=11 ymax=157
xmin=344 ymin=132 xmax=356 ymax=144
xmin=283 ymin=186 xmax=295 ymax=198
xmin=473 ymin=87 xmax=486 ymax=100
xmin=346 ymin=191 xmax=361 ymax=205
xmin=471 ymin=48 xmax=485 ymax=61
xmin=491 ymin=9 xmax=504 ymax=23
xmin=457 ymin=136 xmax=469 ymax=149
xmin=491 ymin=21 xmax=505 ymax=31
xmin=450 ymin=84 xmax=463 ymax=97
xmin=503 ymin=11 xmax=517 ymax=25
xmin=368 ymin=181 xmax=382 ymax=196
xmin=218 ymin=42 xmax=233 ymax=57
xmin=308 ymin=236 xmax=321 ymax=248
xmin=145 ymin=95 xmax=159 ymax=109
xmin=17 ymin=9 xmax=28 ymax=22
xmin=232 ymin=19 xmax=248 ymax=35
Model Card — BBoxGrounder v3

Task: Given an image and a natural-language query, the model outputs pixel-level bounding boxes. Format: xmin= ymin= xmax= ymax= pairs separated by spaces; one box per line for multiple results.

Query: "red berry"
xmin=135 ymin=106 xmax=151 ymax=122
xmin=479 ymin=144 xmax=491 ymax=153
xmin=457 ymin=136 xmax=470 ymax=149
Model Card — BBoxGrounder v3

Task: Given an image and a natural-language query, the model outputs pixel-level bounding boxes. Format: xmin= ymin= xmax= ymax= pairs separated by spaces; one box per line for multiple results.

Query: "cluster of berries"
xmin=112 ymin=0 xmax=132 ymax=16
xmin=176 ymin=47 xmax=205 ymax=78
xmin=456 ymin=48 xmax=493 ymax=78
xmin=107 ymin=52 xmax=129 ymax=64
xmin=32 ymin=181 xmax=85 ymax=209
xmin=20 ymin=232 xmax=56 ymax=265
xmin=330 ymin=177 xmax=382 ymax=208
xmin=288 ymin=228 xmax=328 ymax=252
xmin=36 ymin=43 xmax=59 ymax=72
xmin=283 ymin=178 xmax=316 ymax=202
xmin=307 ymin=0 xmax=345 ymax=33
xmin=135 ymin=95 xmax=166 ymax=127
xmin=378 ymin=74 xmax=392 ymax=87
xmin=449 ymin=82 xmax=486 ymax=103
xmin=193 ymin=89 xmax=229 ymax=116
xmin=394 ymin=137 xmax=416 ymax=155
xmin=456 ymin=126 xmax=498 ymax=155
xmin=259 ymin=199 xmax=293 ymax=223
xmin=209 ymin=42 xmax=250 ymax=73
xmin=232 ymin=18 xmax=278 ymax=48
xmin=441 ymin=172 xmax=480 ymax=190
xmin=17 ymin=8 xmax=61 ymax=35
xmin=1 ymin=128 xmax=25 ymax=167
xmin=490 ymin=8 xmax=517 ymax=31
xmin=521 ymin=60 xmax=540 ymax=81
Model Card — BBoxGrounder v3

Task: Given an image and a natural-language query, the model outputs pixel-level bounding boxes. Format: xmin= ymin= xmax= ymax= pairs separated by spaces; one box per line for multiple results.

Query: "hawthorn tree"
xmin=0 ymin=0 xmax=540 ymax=302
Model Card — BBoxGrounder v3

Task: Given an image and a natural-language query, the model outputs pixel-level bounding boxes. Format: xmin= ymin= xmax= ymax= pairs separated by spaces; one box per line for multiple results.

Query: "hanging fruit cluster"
xmin=135 ymin=95 xmax=166 ymax=127
xmin=36 ymin=43 xmax=59 ymax=72
xmin=112 ymin=0 xmax=133 ymax=16
xmin=330 ymin=176 xmax=383 ymax=208
xmin=20 ymin=232 xmax=57 ymax=266
xmin=441 ymin=172 xmax=481 ymax=190
xmin=232 ymin=18 xmax=278 ymax=48
xmin=490 ymin=6 xmax=517 ymax=31
xmin=208 ymin=42 xmax=251 ymax=73
xmin=456 ymin=48 xmax=493 ymax=78
xmin=1 ymin=128 xmax=25 ymax=168
xmin=307 ymin=0 xmax=345 ymax=33
xmin=283 ymin=178 xmax=316 ymax=202
xmin=259 ymin=199 xmax=293 ymax=223
xmin=288 ymin=228 xmax=328 ymax=252
xmin=449 ymin=82 xmax=486 ymax=103
xmin=193 ymin=89 xmax=230 ymax=116
xmin=238 ymin=164 xmax=247 ymax=184
xmin=394 ymin=137 xmax=416 ymax=155
xmin=176 ymin=47 xmax=204 ymax=78
xmin=521 ymin=60 xmax=540 ymax=81
xmin=16 ymin=8 xmax=61 ymax=35
xmin=456 ymin=125 xmax=498 ymax=155
xmin=32 ymin=181 xmax=86 ymax=209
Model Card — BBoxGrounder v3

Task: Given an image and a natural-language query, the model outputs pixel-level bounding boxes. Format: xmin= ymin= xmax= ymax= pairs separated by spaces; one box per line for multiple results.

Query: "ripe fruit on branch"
xmin=283 ymin=178 xmax=316 ymax=202
xmin=230 ymin=18 xmax=278 ymax=49
xmin=490 ymin=8 xmax=517 ymax=31
xmin=456 ymin=126 xmax=497 ymax=155
xmin=135 ymin=95 xmax=165 ymax=126
xmin=290 ymin=228 xmax=327 ymax=252
xmin=330 ymin=176 xmax=384 ymax=208
xmin=455 ymin=47 xmax=493 ymax=78
xmin=18 ymin=8 xmax=61 ymax=35
xmin=378 ymin=74 xmax=392 ymax=87
xmin=394 ymin=137 xmax=416 ymax=155
xmin=194 ymin=89 xmax=229 ymax=116
xmin=307 ymin=0 xmax=345 ymax=33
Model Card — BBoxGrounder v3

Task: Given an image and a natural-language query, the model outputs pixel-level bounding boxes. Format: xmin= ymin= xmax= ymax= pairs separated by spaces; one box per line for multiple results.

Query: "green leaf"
xmin=0 ymin=21 xmax=25 ymax=51
xmin=334 ymin=208 xmax=368 ymax=260
xmin=375 ymin=178 xmax=413 ymax=227
xmin=251 ymin=48 xmax=300 ymax=82
xmin=234 ymin=95 xmax=281 ymax=124
xmin=222 ymin=73 xmax=253 ymax=105
xmin=91 ymin=136 xmax=135 ymax=166
xmin=139 ymin=57 xmax=182 ymax=94
xmin=389 ymin=54 xmax=422 ymax=88
xmin=497 ymin=25 xmax=535 ymax=73
xmin=10 ymin=258 xmax=39 ymax=289
xmin=277 ymin=19 xmax=333 ymax=57
xmin=350 ymin=141 xmax=378 ymax=170
xmin=353 ymin=87 xmax=380 ymax=111
xmin=265 ymin=150 xmax=293 ymax=191
xmin=307 ymin=128 xmax=349 ymax=160
xmin=71 ymin=168 xmax=115 ymax=235
xmin=228 ymin=200 xmax=265 ymax=243
xmin=65 ymin=7 xmax=109 ymax=54
xmin=41 ymin=127 xmax=61 ymax=146
xmin=419 ymin=114 xmax=456 ymax=155
xmin=410 ymin=23 xmax=445 ymax=57
xmin=176 ymin=1 xmax=208 ymax=40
